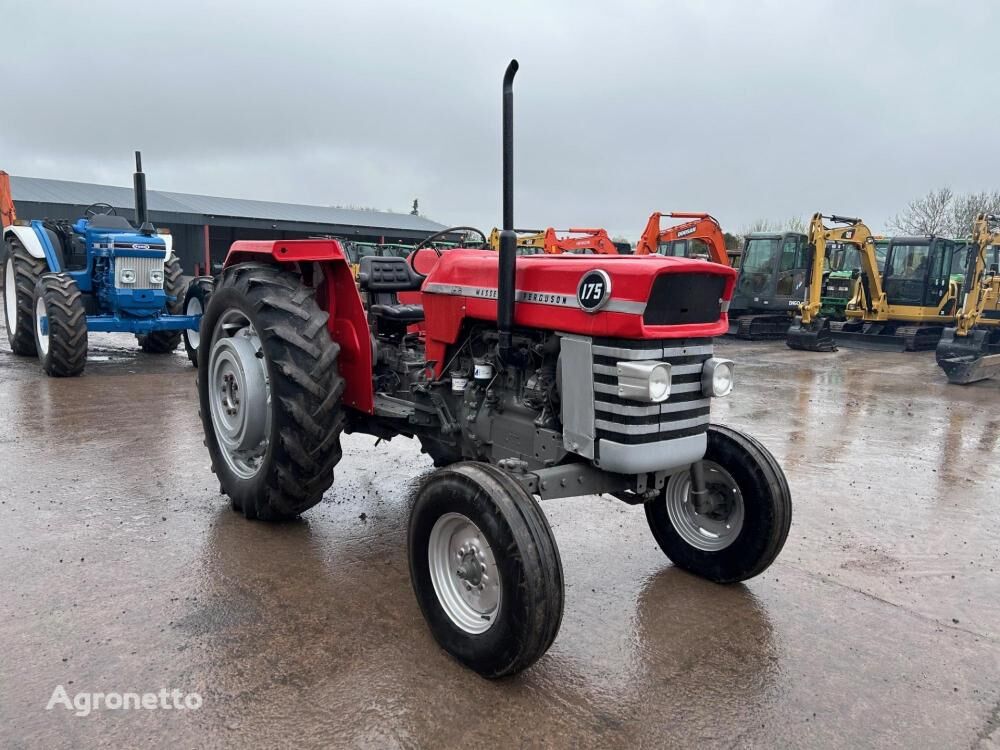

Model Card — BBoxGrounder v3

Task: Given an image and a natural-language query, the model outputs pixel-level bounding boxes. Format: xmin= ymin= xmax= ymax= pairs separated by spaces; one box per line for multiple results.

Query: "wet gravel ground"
xmin=0 ymin=323 xmax=998 ymax=749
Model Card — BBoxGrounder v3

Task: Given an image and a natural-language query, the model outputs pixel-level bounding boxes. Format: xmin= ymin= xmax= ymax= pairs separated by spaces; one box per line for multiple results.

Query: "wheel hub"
xmin=4 ymin=257 xmax=16 ymax=332
xmin=208 ymin=312 xmax=271 ymax=480
xmin=664 ymin=461 xmax=744 ymax=552
xmin=428 ymin=513 xmax=501 ymax=634
xmin=186 ymin=296 xmax=203 ymax=349
xmin=34 ymin=296 xmax=50 ymax=356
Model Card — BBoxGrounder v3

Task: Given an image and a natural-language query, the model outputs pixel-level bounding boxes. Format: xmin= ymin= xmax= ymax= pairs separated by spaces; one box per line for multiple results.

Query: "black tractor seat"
xmin=87 ymin=214 xmax=135 ymax=231
xmin=358 ymin=255 xmax=425 ymax=327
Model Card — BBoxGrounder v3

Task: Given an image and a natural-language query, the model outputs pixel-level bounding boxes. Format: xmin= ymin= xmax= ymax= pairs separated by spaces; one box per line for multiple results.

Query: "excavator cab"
xmin=881 ymin=237 xmax=959 ymax=313
xmin=656 ymin=237 xmax=715 ymax=260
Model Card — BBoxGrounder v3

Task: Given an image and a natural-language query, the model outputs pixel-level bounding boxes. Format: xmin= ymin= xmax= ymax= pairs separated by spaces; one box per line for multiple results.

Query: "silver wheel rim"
xmin=34 ymin=295 xmax=49 ymax=357
xmin=4 ymin=257 xmax=16 ymax=333
xmin=186 ymin=296 xmax=203 ymax=349
xmin=428 ymin=513 xmax=501 ymax=634
xmin=664 ymin=461 xmax=744 ymax=552
xmin=208 ymin=309 xmax=271 ymax=480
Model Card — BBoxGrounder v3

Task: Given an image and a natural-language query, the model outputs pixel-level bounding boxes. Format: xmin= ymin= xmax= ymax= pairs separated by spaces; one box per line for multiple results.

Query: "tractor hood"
xmin=421 ymin=249 xmax=736 ymax=340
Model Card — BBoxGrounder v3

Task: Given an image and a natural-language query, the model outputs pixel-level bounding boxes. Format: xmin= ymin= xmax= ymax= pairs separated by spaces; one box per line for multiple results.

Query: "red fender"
xmin=224 ymin=239 xmax=375 ymax=414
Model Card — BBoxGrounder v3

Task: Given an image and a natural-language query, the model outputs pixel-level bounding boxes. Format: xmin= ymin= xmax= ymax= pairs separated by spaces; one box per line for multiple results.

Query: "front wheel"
xmin=137 ymin=255 xmax=186 ymax=354
xmin=408 ymin=462 xmax=564 ymax=678
xmin=645 ymin=424 xmax=791 ymax=583
xmin=33 ymin=273 xmax=88 ymax=377
xmin=182 ymin=276 xmax=214 ymax=367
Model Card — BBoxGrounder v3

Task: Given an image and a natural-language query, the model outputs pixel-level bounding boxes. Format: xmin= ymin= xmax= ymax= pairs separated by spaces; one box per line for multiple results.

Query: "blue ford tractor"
xmin=2 ymin=153 xmax=207 ymax=376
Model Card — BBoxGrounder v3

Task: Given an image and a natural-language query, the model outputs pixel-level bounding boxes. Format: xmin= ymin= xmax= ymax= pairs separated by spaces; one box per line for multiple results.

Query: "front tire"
xmin=645 ymin=424 xmax=791 ymax=583
xmin=33 ymin=273 xmax=88 ymax=377
xmin=198 ymin=263 xmax=346 ymax=521
xmin=408 ymin=462 xmax=564 ymax=678
xmin=182 ymin=276 xmax=214 ymax=367
xmin=4 ymin=237 xmax=47 ymax=355
xmin=137 ymin=255 xmax=187 ymax=354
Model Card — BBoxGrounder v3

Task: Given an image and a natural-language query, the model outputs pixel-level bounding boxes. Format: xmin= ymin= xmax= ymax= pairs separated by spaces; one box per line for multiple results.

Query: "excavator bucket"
xmin=935 ymin=328 xmax=1000 ymax=384
xmin=786 ymin=316 xmax=837 ymax=352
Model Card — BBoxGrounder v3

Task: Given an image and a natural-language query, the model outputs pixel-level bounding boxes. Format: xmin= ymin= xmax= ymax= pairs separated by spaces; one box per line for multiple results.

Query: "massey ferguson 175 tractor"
xmin=196 ymin=62 xmax=792 ymax=678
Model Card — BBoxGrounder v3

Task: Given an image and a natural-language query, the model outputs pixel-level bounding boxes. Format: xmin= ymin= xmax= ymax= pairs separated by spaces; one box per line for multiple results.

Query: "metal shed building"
xmin=6 ymin=175 xmax=450 ymax=274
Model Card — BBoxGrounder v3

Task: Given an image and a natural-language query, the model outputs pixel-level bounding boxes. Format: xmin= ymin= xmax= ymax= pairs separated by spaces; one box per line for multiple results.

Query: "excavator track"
xmin=728 ymin=314 xmax=791 ymax=340
xmin=831 ymin=323 xmax=944 ymax=352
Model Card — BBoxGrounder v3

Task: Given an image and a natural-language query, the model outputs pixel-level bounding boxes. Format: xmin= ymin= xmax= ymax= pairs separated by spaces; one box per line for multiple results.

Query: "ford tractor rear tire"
xmin=4 ymin=237 xmax=47 ymax=356
xmin=182 ymin=276 xmax=214 ymax=367
xmin=408 ymin=462 xmax=564 ymax=678
xmin=198 ymin=263 xmax=346 ymax=521
xmin=137 ymin=255 xmax=187 ymax=354
xmin=33 ymin=273 xmax=88 ymax=377
xmin=645 ymin=424 xmax=791 ymax=583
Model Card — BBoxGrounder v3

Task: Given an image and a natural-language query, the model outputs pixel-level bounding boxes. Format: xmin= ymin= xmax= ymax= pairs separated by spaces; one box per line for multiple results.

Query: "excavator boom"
xmin=636 ymin=211 xmax=729 ymax=265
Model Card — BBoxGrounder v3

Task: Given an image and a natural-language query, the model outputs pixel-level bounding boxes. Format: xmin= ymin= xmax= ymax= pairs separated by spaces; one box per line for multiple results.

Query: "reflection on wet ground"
xmin=0 ymin=327 xmax=998 ymax=748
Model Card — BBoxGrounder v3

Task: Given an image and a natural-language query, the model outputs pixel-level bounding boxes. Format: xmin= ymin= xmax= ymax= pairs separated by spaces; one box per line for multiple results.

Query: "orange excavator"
xmin=488 ymin=226 xmax=620 ymax=255
xmin=635 ymin=211 xmax=730 ymax=265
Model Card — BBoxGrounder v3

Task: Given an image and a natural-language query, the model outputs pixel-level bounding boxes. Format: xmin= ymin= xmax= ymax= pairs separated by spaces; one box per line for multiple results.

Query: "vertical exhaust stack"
xmin=497 ymin=59 xmax=519 ymax=359
xmin=133 ymin=151 xmax=155 ymax=236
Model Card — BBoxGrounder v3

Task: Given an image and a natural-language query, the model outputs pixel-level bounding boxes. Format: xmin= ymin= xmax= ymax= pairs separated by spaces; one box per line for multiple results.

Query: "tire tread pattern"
xmin=138 ymin=255 xmax=187 ymax=353
xmin=35 ymin=273 xmax=88 ymax=377
xmin=4 ymin=238 xmax=47 ymax=355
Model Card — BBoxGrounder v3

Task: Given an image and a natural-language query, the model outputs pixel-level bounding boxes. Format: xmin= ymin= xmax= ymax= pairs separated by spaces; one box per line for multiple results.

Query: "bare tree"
xmin=889 ymin=187 xmax=954 ymax=235
xmin=742 ymin=218 xmax=779 ymax=235
xmin=950 ymin=191 xmax=1000 ymax=236
xmin=785 ymin=216 xmax=806 ymax=233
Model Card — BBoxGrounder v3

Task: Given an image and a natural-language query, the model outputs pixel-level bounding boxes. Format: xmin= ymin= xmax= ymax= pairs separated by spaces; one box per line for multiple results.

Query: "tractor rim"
xmin=664 ymin=460 xmax=744 ymax=552
xmin=34 ymin=296 xmax=49 ymax=356
xmin=4 ymin=257 xmax=16 ymax=333
xmin=186 ymin=296 xmax=203 ymax=349
xmin=428 ymin=512 xmax=501 ymax=634
xmin=208 ymin=309 xmax=271 ymax=480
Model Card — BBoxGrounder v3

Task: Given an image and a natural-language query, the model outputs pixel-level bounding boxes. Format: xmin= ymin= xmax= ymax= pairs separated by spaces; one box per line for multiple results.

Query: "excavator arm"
xmin=954 ymin=214 xmax=1000 ymax=336
xmin=788 ymin=213 xmax=882 ymax=352
xmin=1 ymin=171 xmax=16 ymax=228
xmin=635 ymin=211 xmax=729 ymax=265
xmin=541 ymin=227 xmax=618 ymax=254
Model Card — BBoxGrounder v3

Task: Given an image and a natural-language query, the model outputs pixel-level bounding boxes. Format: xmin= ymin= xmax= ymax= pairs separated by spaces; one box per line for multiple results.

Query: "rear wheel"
xmin=137 ymin=255 xmax=186 ymax=354
xmin=645 ymin=424 xmax=791 ymax=583
xmin=408 ymin=462 xmax=564 ymax=678
xmin=33 ymin=273 xmax=88 ymax=377
xmin=182 ymin=276 xmax=214 ymax=367
xmin=198 ymin=263 xmax=346 ymax=520
xmin=3 ymin=237 xmax=47 ymax=355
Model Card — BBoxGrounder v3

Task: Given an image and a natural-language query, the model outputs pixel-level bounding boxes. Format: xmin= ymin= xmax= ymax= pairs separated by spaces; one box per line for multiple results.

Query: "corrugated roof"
xmin=8 ymin=175 xmax=447 ymax=233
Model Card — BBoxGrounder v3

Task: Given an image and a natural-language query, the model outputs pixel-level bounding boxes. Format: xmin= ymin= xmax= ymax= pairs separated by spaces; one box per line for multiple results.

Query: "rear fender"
xmin=227 ymin=240 xmax=375 ymax=414
xmin=3 ymin=224 xmax=48 ymax=263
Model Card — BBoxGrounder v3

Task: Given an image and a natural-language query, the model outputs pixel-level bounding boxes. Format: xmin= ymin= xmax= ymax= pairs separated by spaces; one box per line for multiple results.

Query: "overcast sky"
xmin=3 ymin=0 xmax=998 ymax=239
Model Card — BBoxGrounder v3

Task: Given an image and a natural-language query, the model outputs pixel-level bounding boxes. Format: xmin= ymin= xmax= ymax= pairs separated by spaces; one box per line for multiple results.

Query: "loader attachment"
xmin=786 ymin=316 xmax=836 ymax=352
xmin=936 ymin=328 xmax=1000 ymax=384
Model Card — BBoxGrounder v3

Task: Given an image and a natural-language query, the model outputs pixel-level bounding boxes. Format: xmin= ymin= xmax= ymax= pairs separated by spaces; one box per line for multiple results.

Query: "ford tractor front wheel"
xmin=4 ymin=237 xmax=47 ymax=355
xmin=645 ymin=424 xmax=791 ymax=583
xmin=182 ymin=276 xmax=214 ymax=367
xmin=137 ymin=255 xmax=186 ymax=354
xmin=33 ymin=273 xmax=88 ymax=377
xmin=408 ymin=462 xmax=564 ymax=678
xmin=198 ymin=263 xmax=346 ymax=521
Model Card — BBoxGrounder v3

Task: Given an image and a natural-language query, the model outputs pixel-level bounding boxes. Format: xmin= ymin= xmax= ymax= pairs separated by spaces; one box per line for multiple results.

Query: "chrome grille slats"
xmin=113 ymin=255 xmax=165 ymax=290
xmin=591 ymin=337 xmax=712 ymax=445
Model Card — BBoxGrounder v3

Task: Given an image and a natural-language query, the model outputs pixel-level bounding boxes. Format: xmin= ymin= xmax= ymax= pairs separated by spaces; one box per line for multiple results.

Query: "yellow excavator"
xmin=786 ymin=213 xmax=881 ymax=352
xmin=935 ymin=213 xmax=1000 ymax=383
xmin=832 ymin=220 xmax=963 ymax=351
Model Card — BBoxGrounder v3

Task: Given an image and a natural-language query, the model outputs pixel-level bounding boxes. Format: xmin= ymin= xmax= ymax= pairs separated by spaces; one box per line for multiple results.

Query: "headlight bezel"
xmin=701 ymin=357 xmax=735 ymax=397
xmin=616 ymin=360 xmax=672 ymax=403
xmin=119 ymin=268 xmax=137 ymax=285
xmin=149 ymin=269 xmax=165 ymax=285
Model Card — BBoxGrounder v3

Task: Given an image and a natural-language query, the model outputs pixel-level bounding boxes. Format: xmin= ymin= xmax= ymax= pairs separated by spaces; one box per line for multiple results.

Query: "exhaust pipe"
xmin=133 ymin=151 xmax=155 ymax=236
xmin=497 ymin=59 xmax=519 ymax=359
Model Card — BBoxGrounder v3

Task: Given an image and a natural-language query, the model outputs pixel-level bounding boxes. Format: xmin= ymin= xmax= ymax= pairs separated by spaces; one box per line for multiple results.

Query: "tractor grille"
xmin=591 ymin=337 xmax=712 ymax=445
xmin=643 ymin=274 xmax=727 ymax=325
xmin=823 ymin=282 xmax=852 ymax=300
xmin=113 ymin=256 xmax=165 ymax=290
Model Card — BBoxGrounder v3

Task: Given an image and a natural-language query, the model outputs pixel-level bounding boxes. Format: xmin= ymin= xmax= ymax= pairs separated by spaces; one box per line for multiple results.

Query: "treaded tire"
xmin=198 ymin=263 xmax=346 ymax=521
xmin=4 ymin=237 xmax=47 ymax=355
xmin=137 ymin=255 xmax=187 ymax=353
xmin=183 ymin=276 xmax=215 ymax=367
xmin=408 ymin=462 xmax=564 ymax=678
xmin=33 ymin=273 xmax=88 ymax=377
xmin=645 ymin=424 xmax=791 ymax=583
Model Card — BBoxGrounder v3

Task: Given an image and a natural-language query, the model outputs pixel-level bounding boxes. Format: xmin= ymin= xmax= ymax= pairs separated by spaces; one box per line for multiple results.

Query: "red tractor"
xmin=196 ymin=62 xmax=791 ymax=678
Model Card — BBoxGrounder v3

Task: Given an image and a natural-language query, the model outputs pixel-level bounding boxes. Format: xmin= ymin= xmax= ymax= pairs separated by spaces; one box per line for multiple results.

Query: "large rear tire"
xmin=645 ymin=424 xmax=791 ymax=583
xmin=198 ymin=263 xmax=346 ymax=521
xmin=33 ymin=273 xmax=88 ymax=377
xmin=182 ymin=276 xmax=214 ymax=367
xmin=3 ymin=237 xmax=47 ymax=355
xmin=408 ymin=462 xmax=564 ymax=678
xmin=137 ymin=255 xmax=187 ymax=354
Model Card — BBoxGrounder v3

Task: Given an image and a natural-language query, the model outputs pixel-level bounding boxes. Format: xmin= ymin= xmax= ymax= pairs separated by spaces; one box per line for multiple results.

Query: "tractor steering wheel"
xmin=84 ymin=202 xmax=117 ymax=218
xmin=409 ymin=226 xmax=487 ymax=275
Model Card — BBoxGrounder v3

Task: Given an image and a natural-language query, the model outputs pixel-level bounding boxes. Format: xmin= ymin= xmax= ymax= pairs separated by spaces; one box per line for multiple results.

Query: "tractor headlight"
xmin=120 ymin=268 xmax=136 ymax=284
xmin=616 ymin=361 xmax=672 ymax=403
xmin=702 ymin=357 xmax=735 ymax=397
xmin=149 ymin=269 xmax=164 ymax=285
